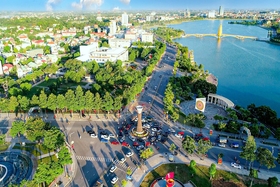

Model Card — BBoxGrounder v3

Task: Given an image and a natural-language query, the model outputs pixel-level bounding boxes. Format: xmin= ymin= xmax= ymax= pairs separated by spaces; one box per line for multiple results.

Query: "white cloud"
xmin=120 ymin=0 xmax=130 ymax=5
xmin=113 ymin=7 xmax=120 ymax=11
xmin=46 ymin=0 xmax=60 ymax=11
xmin=71 ymin=0 xmax=104 ymax=10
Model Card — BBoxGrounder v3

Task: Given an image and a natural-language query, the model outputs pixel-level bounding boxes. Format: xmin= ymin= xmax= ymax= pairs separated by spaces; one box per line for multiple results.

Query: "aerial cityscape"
xmin=0 ymin=1 xmax=280 ymax=187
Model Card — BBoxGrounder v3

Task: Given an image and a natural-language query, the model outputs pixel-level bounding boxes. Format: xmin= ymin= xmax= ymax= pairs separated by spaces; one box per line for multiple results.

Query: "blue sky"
xmin=0 ymin=0 xmax=279 ymax=11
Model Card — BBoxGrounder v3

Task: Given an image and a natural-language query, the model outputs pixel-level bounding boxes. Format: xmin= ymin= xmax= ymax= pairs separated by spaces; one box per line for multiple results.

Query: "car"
xmin=109 ymin=134 xmax=115 ymax=138
xmin=150 ymin=137 xmax=156 ymax=142
xmin=173 ymin=151 xmax=178 ymax=156
xmin=119 ymin=155 xmax=126 ymax=163
xmin=88 ymin=132 xmax=97 ymax=138
xmin=120 ymin=136 xmax=125 ymax=143
xmin=126 ymin=124 xmax=132 ymax=130
xmin=138 ymin=138 xmax=145 ymax=143
xmin=126 ymin=151 xmax=134 ymax=157
xmin=157 ymin=135 xmax=162 ymax=141
xmin=231 ymin=162 xmax=242 ymax=169
xmin=101 ymin=135 xmax=110 ymax=140
xmin=121 ymin=141 xmax=130 ymax=147
xmin=151 ymin=128 xmax=158 ymax=132
xmin=100 ymin=131 xmax=107 ymax=135
xmin=168 ymin=154 xmax=174 ymax=162
xmin=111 ymin=176 xmax=119 ymax=184
xmin=161 ymin=138 xmax=167 ymax=143
xmin=136 ymin=145 xmax=144 ymax=150
xmin=154 ymin=86 xmax=157 ymax=90
xmin=146 ymin=116 xmax=153 ymax=122
xmin=129 ymin=136 xmax=136 ymax=142
xmin=111 ymin=140 xmax=120 ymax=145
xmin=231 ymin=143 xmax=239 ymax=148
xmin=101 ymin=139 xmax=109 ymax=143
xmin=143 ymin=124 xmax=150 ymax=128
xmin=168 ymin=128 xmax=175 ymax=133
xmin=150 ymin=131 xmax=156 ymax=136
xmin=218 ymin=143 xmax=226 ymax=148
xmin=175 ymin=134 xmax=183 ymax=139
xmin=157 ymin=130 xmax=162 ymax=135
xmin=110 ymin=165 xmax=117 ymax=172
xmin=133 ymin=142 xmax=139 ymax=147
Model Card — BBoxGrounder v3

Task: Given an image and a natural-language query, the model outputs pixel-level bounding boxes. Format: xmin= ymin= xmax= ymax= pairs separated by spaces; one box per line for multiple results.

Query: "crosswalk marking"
xmin=76 ymin=155 xmax=113 ymax=162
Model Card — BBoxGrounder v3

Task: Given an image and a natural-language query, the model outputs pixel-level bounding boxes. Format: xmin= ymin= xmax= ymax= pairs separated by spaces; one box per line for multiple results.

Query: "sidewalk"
xmin=127 ymin=152 xmax=280 ymax=187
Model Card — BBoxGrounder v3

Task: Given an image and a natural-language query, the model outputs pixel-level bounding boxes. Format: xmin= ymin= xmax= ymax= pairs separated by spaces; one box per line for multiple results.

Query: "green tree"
xmin=57 ymin=94 xmax=66 ymax=115
xmin=8 ymin=96 xmax=19 ymax=112
xmin=17 ymin=96 xmax=30 ymax=112
xmin=65 ymin=89 xmax=76 ymax=117
xmin=43 ymin=45 xmax=51 ymax=54
xmin=182 ymin=135 xmax=196 ymax=155
xmin=240 ymin=136 xmax=256 ymax=169
xmin=75 ymin=86 xmax=85 ymax=117
xmin=275 ymin=128 xmax=280 ymax=142
xmin=140 ymin=148 xmax=154 ymax=159
xmin=39 ymin=90 xmax=48 ymax=115
xmin=84 ymin=91 xmax=94 ymax=115
xmin=43 ymin=127 xmax=64 ymax=150
xmin=189 ymin=160 xmax=196 ymax=175
xmin=169 ymin=143 xmax=176 ymax=154
xmin=102 ymin=92 xmax=113 ymax=113
xmin=30 ymin=95 xmax=39 ymax=106
xmin=256 ymin=147 xmax=276 ymax=170
xmin=3 ymin=45 xmax=11 ymax=53
xmin=267 ymin=177 xmax=278 ymax=187
xmin=25 ymin=118 xmax=45 ymax=142
xmin=208 ymin=163 xmax=216 ymax=179
xmin=58 ymin=146 xmax=73 ymax=165
xmin=249 ymin=168 xmax=258 ymax=187
xmin=94 ymin=92 xmax=102 ymax=116
xmin=197 ymin=139 xmax=212 ymax=158
xmin=10 ymin=121 xmax=26 ymax=142
xmin=121 ymin=179 xmax=127 ymax=187
xmin=126 ymin=168 xmax=132 ymax=176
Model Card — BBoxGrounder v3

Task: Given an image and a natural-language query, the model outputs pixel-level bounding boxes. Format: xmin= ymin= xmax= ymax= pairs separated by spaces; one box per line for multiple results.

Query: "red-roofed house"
xmin=3 ymin=64 xmax=14 ymax=75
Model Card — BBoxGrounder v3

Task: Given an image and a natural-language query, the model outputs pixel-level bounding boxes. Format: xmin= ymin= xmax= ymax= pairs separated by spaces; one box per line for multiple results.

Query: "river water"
xmin=170 ymin=20 xmax=280 ymax=116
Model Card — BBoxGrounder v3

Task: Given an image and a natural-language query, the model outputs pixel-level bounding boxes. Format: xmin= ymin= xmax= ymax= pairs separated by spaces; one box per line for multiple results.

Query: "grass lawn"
xmin=140 ymin=163 xmax=241 ymax=187
xmin=38 ymin=155 xmax=58 ymax=164
xmin=0 ymin=143 xmax=10 ymax=152
xmin=36 ymin=79 xmax=57 ymax=87
xmin=177 ymin=111 xmax=188 ymax=124
xmin=12 ymin=143 xmax=51 ymax=156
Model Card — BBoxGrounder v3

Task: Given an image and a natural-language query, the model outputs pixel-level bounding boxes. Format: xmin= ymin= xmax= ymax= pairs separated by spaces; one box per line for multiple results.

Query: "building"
xmin=141 ymin=33 xmax=153 ymax=43
xmin=26 ymin=49 xmax=44 ymax=58
xmin=77 ymin=47 xmax=128 ymax=65
xmin=208 ymin=10 xmax=216 ymax=18
xmin=97 ymin=12 xmax=102 ymax=22
xmin=80 ymin=43 xmax=99 ymax=56
xmin=186 ymin=9 xmax=191 ymax=18
xmin=219 ymin=6 xmax=224 ymax=16
xmin=125 ymin=32 xmax=137 ymax=40
xmin=109 ymin=20 xmax=117 ymax=35
xmin=146 ymin=16 xmax=154 ymax=22
xmin=109 ymin=38 xmax=131 ymax=48
xmin=122 ymin=12 xmax=129 ymax=26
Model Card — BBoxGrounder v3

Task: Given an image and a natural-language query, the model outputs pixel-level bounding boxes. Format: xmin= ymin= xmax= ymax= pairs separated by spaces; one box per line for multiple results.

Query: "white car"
xmin=231 ymin=162 xmax=242 ymax=169
xmin=143 ymin=124 xmax=150 ymax=128
xmin=109 ymin=134 xmax=115 ymax=138
xmin=111 ymin=176 xmax=119 ymax=184
xmin=137 ymin=145 xmax=144 ymax=150
xmin=218 ymin=143 xmax=226 ymax=148
xmin=175 ymin=134 xmax=183 ymax=139
xmin=110 ymin=165 xmax=117 ymax=172
xmin=101 ymin=135 xmax=110 ymax=140
xmin=168 ymin=128 xmax=175 ymax=133
xmin=119 ymin=157 xmax=126 ymax=163
xmin=90 ymin=134 xmax=98 ymax=138
xmin=126 ymin=151 xmax=134 ymax=157
xmin=120 ymin=136 xmax=125 ymax=143
xmin=129 ymin=136 xmax=136 ymax=142
xmin=151 ymin=128 xmax=158 ymax=132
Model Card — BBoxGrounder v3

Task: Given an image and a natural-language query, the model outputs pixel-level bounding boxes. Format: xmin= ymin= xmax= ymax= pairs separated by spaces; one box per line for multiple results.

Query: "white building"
xmin=219 ymin=6 xmax=224 ymax=16
xmin=122 ymin=12 xmax=129 ymax=26
xmin=146 ymin=16 xmax=154 ymax=22
xmin=109 ymin=20 xmax=117 ymax=35
xmin=141 ymin=33 xmax=153 ymax=43
xmin=208 ymin=10 xmax=216 ymax=18
xmin=77 ymin=47 xmax=128 ymax=65
xmin=109 ymin=38 xmax=131 ymax=48
xmin=80 ymin=43 xmax=99 ymax=56
xmin=125 ymin=32 xmax=137 ymax=40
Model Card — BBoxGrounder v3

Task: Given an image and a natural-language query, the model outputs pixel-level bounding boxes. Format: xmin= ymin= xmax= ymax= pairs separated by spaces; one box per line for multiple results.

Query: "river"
xmin=170 ymin=20 xmax=280 ymax=116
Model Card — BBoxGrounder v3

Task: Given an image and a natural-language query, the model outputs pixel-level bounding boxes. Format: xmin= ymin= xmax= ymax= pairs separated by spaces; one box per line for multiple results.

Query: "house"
xmin=2 ymin=64 xmax=13 ymax=75
xmin=26 ymin=49 xmax=44 ymax=58
xmin=18 ymin=34 xmax=29 ymax=42
xmin=141 ymin=33 xmax=154 ymax=43
xmin=32 ymin=40 xmax=45 ymax=46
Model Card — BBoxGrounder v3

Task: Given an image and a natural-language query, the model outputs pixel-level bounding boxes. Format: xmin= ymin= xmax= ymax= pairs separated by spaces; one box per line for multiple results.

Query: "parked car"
xmin=101 ymin=135 xmax=110 ymax=140
xmin=218 ymin=143 xmax=226 ymax=148
xmin=129 ymin=136 xmax=136 ymax=142
xmin=108 ymin=134 xmax=115 ymax=138
xmin=126 ymin=151 xmax=134 ymax=157
xmin=111 ymin=140 xmax=120 ymax=145
xmin=168 ymin=128 xmax=175 ymax=133
xmin=88 ymin=130 xmax=97 ymax=138
xmin=101 ymin=139 xmax=109 ymax=143
xmin=175 ymin=134 xmax=183 ymax=139
xmin=118 ymin=154 xmax=126 ymax=163
xmin=231 ymin=143 xmax=239 ymax=148
xmin=121 ymin=142 xmax=130 ymax=147
xmin=143 ymin=123 xmax=150 ymax=128
xmin=168 ymin=154 xmax=174 ymax=162
xmin=151 ymin=128 xmax=158 ymax=132
xmin=120 ymin=136 xmax=125 ymax=143
xmin=133 ymin=142 xmax=139 ymax=147
xmin=110 ymin=165 xmax=117 ymax=172
xmin=111 ymin=175 xmax=119 ymax=184
xmin=136 ymin=145 xmax=144 ymax=151
xmin=231 ymin=162 xmax=242 ymax=169
xmin=150 ymin=131 xmax=156 ymax=136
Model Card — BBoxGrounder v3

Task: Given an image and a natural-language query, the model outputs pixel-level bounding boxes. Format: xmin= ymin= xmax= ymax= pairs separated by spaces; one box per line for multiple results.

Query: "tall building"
xmin=208 ymin=10 xmax=216 ymax=18
xmin=97 ymin=12 xmax=102 ymax=22
xmin=219 ymin=6 xmax=224 ymax=16
xmin=122 ymin=12 xmax=129 ymax=26
xmin=109 ymin=20 xmax=117 ymax=35
xmin=186 ymin=9 xmax=191 ymax=18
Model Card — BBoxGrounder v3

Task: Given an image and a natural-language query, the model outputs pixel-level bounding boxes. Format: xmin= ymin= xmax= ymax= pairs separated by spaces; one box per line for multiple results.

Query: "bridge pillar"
xmin=217 ymin=24 xmax=222 ymax=38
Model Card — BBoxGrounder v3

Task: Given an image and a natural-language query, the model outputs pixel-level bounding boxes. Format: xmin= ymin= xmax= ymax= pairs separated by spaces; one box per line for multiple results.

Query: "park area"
xmin=140 ymin=163 xmax=270 ymax=187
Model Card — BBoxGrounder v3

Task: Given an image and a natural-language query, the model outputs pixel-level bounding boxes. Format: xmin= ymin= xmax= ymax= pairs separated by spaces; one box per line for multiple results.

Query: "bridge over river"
xmin=182 ymin=24 xmax=259 ymax=40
